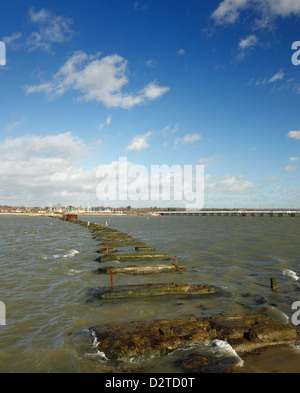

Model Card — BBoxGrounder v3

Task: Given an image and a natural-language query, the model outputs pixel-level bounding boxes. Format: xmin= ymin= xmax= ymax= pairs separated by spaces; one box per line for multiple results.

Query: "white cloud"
xmin=261 ymin=176 xmax=278 ymax=183
xmin=145 ymin=59 xmax=157 ymax=67
xmin=211 ymin=0 xmax=300 ymax=27
xmin=198 ymin=155 xmax=222 ymax=168
xmin=205 ymin=174 xmax=255 ymax=194
xmin=177 ymin=49 xmax=186 ymax=56
xmin=239 ymin=35 xmax=259 ymax=50
xmin=271 ymin=186 xmax=281 ymax=193
xmin=211 ymin=0 xmax=250 ymax=25
xmin=288 ymin=131 xmax=300 ymax=140
xmin=142 ymin=82 xmax=170 ymax=100
xmin=25 ymin=51 xmax=170 ymax=109
xmin=2 ymin=32 xmax=22 ymax=47
xmin=282 ymin=165 xmax=297 ymax=173
xmin=237 ymin=35 xmax=259 ymax=59
xmin=6 ymin=117 xmax=25 ymax=132
xmin=255 ymin=69 xmax=285 ymax=86
xmin=99 ymin=115 xmax=112 ymax=129
xmin=175 ymin=133 xmax=202 ymax=146
xmin=26 ymin=8 xmax=74 ymax=52
xmin=125 ymin=131 xmax=152 ymax=153
xmin=161 ymin=123 xmax=180 ymax=137
xmin=268 ymin=69 xmax=285 ymax=83
xmin=289 ymin=157 xmax=299 ymax=162
xmin=134 ymin=2 xmax=148 ymax=11
xmin=0 ymin=132 xmax=98 ymax=205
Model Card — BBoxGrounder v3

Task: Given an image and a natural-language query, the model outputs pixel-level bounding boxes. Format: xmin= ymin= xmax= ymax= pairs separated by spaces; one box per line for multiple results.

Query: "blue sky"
xmin=0 ymin=0 xmax=300 ymax=208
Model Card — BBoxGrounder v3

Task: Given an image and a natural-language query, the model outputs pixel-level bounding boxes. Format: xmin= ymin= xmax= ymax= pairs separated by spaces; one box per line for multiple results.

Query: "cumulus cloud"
xmin=288 ymin=131 xmax=300 ymax=140
xmin=125 ymin=131 xmax=152 ymax=153
xmin=0 ymin=133 xmax=257 ymax=207
xmin=0 ymin=132 xmax=98 ymax=205
xmin=211 ymin=0 xmax=300 ymax=27
xmin=289 ymin=157 xmax=299 ymax=162
xmin=25 ymin=51 xmax=170 ymax=109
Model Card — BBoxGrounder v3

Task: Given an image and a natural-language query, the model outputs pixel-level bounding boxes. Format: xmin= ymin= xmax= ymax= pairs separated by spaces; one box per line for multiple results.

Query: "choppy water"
xmin=0 ymin=214 xmax=300 ymax=373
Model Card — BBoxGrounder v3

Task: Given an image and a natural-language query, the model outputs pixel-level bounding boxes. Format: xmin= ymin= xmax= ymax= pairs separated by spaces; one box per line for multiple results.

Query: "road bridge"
xmin=158 ymin=210 xmax=299 ymax=217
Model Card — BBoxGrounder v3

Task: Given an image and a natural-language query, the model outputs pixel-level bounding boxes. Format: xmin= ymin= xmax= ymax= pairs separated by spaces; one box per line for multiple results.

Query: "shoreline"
xmin=0 ymin=212 xmax=131 ymax=216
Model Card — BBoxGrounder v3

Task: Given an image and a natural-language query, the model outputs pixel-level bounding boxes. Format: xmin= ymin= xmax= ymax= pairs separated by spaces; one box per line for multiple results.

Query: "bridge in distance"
xmin=158 ymin=210 xmax=299 ymax=217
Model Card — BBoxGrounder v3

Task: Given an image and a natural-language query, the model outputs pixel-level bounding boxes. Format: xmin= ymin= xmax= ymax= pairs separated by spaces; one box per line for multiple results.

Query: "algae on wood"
xmin=90 ymin=282 xmax=216 ymax=299
xmin=98 ymin=252 xmax=170 ymax=262
xmin=97 ymin=241 xmax=146 ymax=247
xmin=90 ymin=314 xmax=298 ymax=361
xmin=135 ymin=246 xmax=156 ymax=251
xmin=97 ymin=264 xmax=184 ymax=275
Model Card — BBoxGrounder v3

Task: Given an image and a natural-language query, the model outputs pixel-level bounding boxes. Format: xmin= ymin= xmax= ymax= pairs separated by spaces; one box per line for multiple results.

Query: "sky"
xmin=0 ymin=0 xmax=300 ymax=209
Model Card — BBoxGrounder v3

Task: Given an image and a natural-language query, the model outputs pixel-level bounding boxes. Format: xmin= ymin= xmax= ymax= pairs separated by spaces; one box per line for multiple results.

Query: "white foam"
xmin=63 ymin=249 xmax=79 ymax=258
xmin=204 ymin=339 xmax=244 ymax=367
xmin=89 ymin=330 xmax=108 ymax=360
xmin=290 ymin=342 xmax=300 ymax=352
xmin=66 ymin=269 xmax=81 ymax=275
xmin=282 ymin=269 xmax=299 ymax=281
xmin=273 ymin=307 xmax=289 ymax=323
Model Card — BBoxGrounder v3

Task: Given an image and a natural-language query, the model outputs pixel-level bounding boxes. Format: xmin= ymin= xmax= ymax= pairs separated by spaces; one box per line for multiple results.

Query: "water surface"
xmin=0 ymin=214 xmax=299 ymax=372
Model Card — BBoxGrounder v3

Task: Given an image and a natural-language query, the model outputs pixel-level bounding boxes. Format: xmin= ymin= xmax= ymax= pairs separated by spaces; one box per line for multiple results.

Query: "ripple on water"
xmin=0 ymin=215 xmax=300 ymax=372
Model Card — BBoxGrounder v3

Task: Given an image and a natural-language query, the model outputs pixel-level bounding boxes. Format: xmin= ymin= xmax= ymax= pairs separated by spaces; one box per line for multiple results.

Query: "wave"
xmin=282 ymin=269 xmax=299 ymax=281
xmin=63 ymin=250 xmax=79 ymax=258
xmin=89 ymin=330 xmax=108 ymax=360
xmin=290 ymin=342 xmax=300 ymax=352
xmin=203 ymin=339 xmax=244 ymax=367
xmin=66 ymin=269 xmax=82 ymax=275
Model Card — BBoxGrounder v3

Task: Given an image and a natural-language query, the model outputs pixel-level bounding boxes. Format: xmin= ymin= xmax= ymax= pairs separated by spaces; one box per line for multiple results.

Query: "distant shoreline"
xmin=0 ymin=212 xmax=131 ymax=216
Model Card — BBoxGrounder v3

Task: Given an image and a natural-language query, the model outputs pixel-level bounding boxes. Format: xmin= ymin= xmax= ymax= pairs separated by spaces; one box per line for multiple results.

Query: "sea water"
xmin=0 ymin=214 xmax=299 ymax=372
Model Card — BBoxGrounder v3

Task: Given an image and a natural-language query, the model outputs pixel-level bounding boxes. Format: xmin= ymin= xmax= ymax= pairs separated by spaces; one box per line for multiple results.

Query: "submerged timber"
xmin=90 ymin=282 xmax=215 ymax=299
xmin=97 ymin=264 xmax=184 ymax=274
xmin=97 ymin=252 xmax=171 ymax=262
xmin=55 ymin=215 xmax=300 ymax=371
